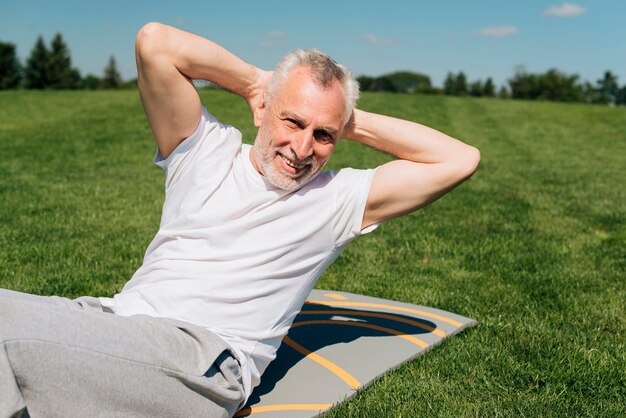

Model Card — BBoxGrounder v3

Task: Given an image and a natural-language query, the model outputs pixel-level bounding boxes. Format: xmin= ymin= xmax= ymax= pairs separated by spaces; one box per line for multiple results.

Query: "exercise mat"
xmin=235 ymin=289 xmax=477 ymax=417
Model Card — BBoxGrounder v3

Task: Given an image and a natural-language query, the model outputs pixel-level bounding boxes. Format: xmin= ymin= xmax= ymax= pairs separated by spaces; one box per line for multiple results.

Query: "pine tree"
xmin=25 ymin=36 xmax=50 ymax=89
xmin=469 ymin=80 xmax=483 ymax=97
xmin=48 ymin=33 xmax=80 ymax=89
xmin=596 ymin=71 xmax=619 ymax=105
xmin=454 ymin=72 xmax=468 ymax=96
xmin=100 ymin=55 xmax=121 ymax=89
xmin=443 ymin=72 xmax=455 ymax=95
xmin=0 ymin=42 xmax=22 ymax=89
xmin=483 ymin=78 xmax=495 ymax=97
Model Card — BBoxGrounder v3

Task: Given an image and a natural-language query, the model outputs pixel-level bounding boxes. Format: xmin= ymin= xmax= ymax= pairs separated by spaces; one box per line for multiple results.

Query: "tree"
xmin=508 ymin=66 xmax=582 ymax=102
xmin=81 ymin=74 xmax=100 ymax=90
xmin=453 ymin=72 xmax=468 ymax=96
xmin=616 ymin=85 xmax=626 ymax=106
xmin=444 ymin=72 xmax=468 ymax=96
xmin=383 ymin=71 xmax=432 ymax=93
xmin=596 ymin=71 xmax=619 ymax=105
xmin=539 ymin=69 xmax=582 ymax=102
xmin=0 ymin=42 xmax=22 ymax=89
xmin=370 ymin=76 xmax=397 ymax=92
xmin=23 ymin=33 xmax=81 ymax=90
xmin=443 ymin=72 xmax=455 ymax=95
xmin=497 ymin=86 xmax=509 ymax=99
xmin=469 ymin=80 xmax=483 ymax=97
xmin=582 ymin=81 xmax=602 ymax=104
xmin=357 ymin=71 xmax=432 ymax=93
xmin=100 ymin=55 xmax=122 ymax=89
xmin=48 ymin=33 xmax=81 ymax=89
xmin=356 ymin=75 xmax=374 ymax=91
xmin=483 ymin=78 xmax=495 ymax=97
xmin=24 ymin=36 xmax=50 ymax=89
xmin=508 ymin=65 xmax=537 ymax=100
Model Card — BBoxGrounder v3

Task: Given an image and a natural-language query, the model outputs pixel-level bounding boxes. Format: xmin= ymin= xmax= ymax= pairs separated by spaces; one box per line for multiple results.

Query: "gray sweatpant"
xmin=0 ymin=289 xmax=245 ymax=418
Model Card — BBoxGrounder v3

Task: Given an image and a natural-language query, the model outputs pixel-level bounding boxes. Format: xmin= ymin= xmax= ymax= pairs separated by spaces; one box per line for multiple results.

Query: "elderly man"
xmin=0 ymin=23 xmax=479 ymax=417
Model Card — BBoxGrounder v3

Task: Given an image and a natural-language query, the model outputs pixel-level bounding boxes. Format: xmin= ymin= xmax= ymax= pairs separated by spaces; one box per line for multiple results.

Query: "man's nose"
xmin=291 ymin=130 xmax=314 ymax=160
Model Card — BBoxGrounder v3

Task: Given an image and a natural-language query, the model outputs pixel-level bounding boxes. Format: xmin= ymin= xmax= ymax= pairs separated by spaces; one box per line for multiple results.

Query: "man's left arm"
xmin=341 ymin=109 xmax=480 ymax=229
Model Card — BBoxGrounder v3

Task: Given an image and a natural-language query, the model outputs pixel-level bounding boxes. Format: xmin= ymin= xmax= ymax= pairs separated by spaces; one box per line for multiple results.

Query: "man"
xmin=0 ymin=22 xmax=479 ymax=417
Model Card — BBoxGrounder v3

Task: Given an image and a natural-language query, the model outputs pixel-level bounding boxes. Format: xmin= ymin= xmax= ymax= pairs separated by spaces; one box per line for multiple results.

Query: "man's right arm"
xmin=341 ymin=109 xmax=480 ymax=229
xmin=135 ymin=22 xmax=267 ymax=158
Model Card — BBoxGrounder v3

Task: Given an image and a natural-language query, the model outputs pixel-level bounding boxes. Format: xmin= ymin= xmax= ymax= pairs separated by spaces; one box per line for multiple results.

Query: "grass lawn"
xmin=0 ymin=90 xmax=624 ymax=416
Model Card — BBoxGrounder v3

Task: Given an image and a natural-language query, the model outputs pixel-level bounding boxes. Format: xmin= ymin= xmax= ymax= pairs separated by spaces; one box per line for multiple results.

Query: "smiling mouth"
xmin=278 ymin=152 xmax=310 ymax=173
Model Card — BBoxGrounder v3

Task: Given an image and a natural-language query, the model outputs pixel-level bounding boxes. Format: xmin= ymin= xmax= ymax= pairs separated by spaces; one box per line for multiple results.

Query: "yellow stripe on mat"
xmin=282 ymin=336 xmax=361 ymax=389
xmin=305 ymin=301 xmax=462 ymax=327
xmin=235 ymin=403 xmax=333 ymax=416
xmin=300 ymin=309 xmax=446 ymax=337
xmin=323 ymin=293 xmax=348 ymax=300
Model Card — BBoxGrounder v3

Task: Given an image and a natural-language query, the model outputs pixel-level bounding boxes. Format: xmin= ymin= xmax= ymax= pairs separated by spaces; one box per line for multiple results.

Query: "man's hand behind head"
xmin=249 ymin=69 xmax=273 ymax=127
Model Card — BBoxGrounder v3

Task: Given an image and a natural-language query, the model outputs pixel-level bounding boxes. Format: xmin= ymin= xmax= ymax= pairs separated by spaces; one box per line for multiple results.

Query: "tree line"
xmin=0 ymin=33 xmax=133 ymax=90
xmin=1 ymin=33 xmax=625 ymax=105
xmin=358 ymin=67 xmax=625 ymax=105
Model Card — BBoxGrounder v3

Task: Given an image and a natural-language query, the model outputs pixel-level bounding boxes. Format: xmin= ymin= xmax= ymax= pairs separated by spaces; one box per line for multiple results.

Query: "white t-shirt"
xmin=100 ymin=106 xmax=376 ymax=400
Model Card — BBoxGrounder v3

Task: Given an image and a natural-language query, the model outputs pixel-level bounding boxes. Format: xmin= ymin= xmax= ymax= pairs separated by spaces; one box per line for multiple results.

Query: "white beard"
xmin=252 ymin=135 xmax=325 ymax=192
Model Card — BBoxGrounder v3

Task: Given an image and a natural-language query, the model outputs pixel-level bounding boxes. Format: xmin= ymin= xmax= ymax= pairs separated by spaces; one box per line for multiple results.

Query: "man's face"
xmin=251 ymin=66 xmax=347 ymax=191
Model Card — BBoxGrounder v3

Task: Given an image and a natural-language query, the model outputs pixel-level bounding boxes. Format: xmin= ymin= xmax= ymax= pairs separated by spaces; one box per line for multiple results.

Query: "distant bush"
xmin=358 ymin=71 xmax=433 ymax=94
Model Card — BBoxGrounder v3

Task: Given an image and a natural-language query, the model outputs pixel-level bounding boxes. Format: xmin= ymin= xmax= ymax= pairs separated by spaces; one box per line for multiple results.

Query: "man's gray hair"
xmin=267 ymin=49 xmax=359 ymax=125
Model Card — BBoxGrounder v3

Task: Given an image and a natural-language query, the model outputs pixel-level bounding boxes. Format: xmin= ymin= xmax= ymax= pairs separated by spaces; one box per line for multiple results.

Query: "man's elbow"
xmin=457 ymin=145 xmax=481 ymax=180
xmin=135 ymin=22 xmax=168 ymax=60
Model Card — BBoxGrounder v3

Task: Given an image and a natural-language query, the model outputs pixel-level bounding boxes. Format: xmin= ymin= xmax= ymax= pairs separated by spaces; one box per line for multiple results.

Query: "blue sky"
xmin=2 ymin=1 xmax=625 ymax=88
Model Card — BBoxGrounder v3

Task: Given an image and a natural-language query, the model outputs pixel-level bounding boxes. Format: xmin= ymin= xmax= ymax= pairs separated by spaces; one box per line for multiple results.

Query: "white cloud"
xmin=543 ymin=2 xmax=587 ymax=18
xmin=475 ymin=26 xmax=518 ymax=38
xmin=259 ymin=31 xmax=287 ymax=49
xmin=360 ymin=33 xmax=397 ymax=46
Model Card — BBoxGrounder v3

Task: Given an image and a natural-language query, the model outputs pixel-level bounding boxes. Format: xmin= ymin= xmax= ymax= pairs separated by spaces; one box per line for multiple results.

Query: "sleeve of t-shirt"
xmin=332 ymin=167 xmax=379 ymax=247
xmin=152 ymin=106 xmax=242 ymax=190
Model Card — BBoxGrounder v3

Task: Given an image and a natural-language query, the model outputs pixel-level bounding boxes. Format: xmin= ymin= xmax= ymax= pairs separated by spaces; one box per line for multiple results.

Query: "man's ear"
xmin=252 ymin=96 xmax=267 ymax=128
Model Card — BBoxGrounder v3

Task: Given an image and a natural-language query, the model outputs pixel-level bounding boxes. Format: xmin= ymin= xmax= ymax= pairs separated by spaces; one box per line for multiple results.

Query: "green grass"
xmin=1 ymin=90 xmax=624 ymax=416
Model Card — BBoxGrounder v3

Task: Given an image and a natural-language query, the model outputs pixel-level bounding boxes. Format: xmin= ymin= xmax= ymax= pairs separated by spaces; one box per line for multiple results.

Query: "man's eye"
xmin=314 ymin=130 xmax=334 ymax=143
xmin=285 ymin=118 xmax=300 ymax=128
